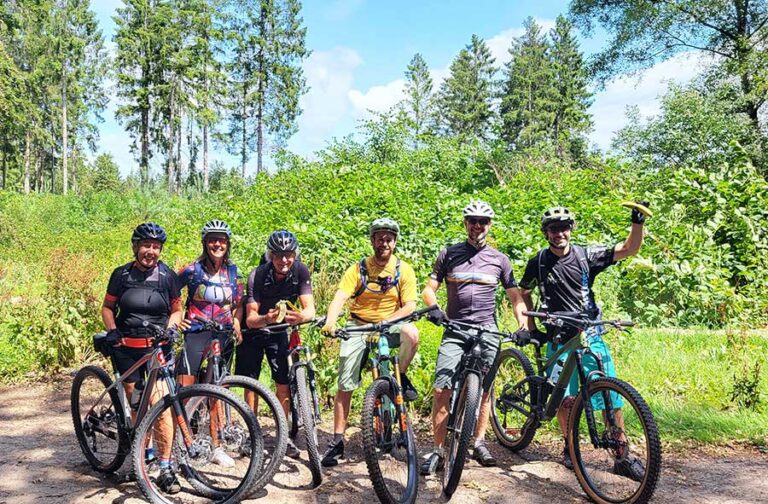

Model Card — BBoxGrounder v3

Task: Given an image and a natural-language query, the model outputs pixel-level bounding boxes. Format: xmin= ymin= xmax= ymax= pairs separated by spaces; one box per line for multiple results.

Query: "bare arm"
xmin=613 ymin=223 xmax=644 ymax=262
xmin=382 ymin=300 xmax=416 ymax=323
xmin=504 ymin=287 xmax=530 ymax=330
xmin=102 ymin=302 xmax=117 ymax=331
xmin=284 ymin=294 xmax=316 ymax=325
xmin=168 ymin=300 xmax=183 ymax=328
xmin=422 ymin=277 xmax=441 ymax=307
xmin=323 ymin=289 xmax=351 ymax=329
xmin=520 ymin=289 xmax=536 ymax=328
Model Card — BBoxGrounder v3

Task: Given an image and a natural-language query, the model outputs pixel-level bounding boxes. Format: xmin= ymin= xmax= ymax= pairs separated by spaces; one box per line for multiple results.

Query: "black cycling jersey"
xmin=245 ymin=261 xmax=313 ymax=315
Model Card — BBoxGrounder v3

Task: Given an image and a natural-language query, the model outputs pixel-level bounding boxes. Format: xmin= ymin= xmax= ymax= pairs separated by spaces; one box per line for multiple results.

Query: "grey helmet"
xmin=541 ymin=206 xmax=575 ymax=230
xmin=132 ymin=222 xmax=167 ymax=244
xmin=463 ymin=200 xmax=495 ymax=219
xmin=267 ymin=230 xmax=299 ymax=253
xmin=201 ymin=219 xmax=232 ymax=240
xmin=369 ymin=218 xmax=400 ymax=237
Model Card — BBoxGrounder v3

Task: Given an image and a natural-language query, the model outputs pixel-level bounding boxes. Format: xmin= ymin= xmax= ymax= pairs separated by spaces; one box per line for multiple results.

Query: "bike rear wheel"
xmin=132 ymin=383 xmax=263 ymax=503
xmin=442 ymin=372 xmax=481 ymax=499
xmin=569 ymin=377 xmax=661 ymax=504
xmin=490 ymin=348 xmax=538 ymax=451
xmin=362 ymin=378 xmax=419 ymax=504
xmin=71 ymin=365 xmax=130 ymax=473
xmin=294 ymin=365 xmax=322 ymax=486
xmin=220 ymin=375 xmax=288 ymax=494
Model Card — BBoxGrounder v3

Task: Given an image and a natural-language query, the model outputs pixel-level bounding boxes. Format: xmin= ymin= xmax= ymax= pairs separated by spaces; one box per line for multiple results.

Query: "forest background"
xmin=0 ymin=0 xmax=766 ymax=446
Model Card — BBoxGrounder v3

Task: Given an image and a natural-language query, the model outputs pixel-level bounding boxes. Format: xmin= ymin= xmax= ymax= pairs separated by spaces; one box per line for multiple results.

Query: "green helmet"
xmin=541 ymin=206 xmax=575 ymax=230
xmin=369 ymin=217 xmax=400 ymax=237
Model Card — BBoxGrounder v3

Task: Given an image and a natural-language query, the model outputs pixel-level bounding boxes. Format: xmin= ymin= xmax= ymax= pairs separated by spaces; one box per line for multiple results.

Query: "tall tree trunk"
xmin=141 ymin=106 xmax=149 ymax=185
xmin=255 ymin=46 xmax=265 ymax=175
xmin=203 ymin=123 xmax=209 ymax=191
xmin=241 ymin=82 xmax=247 ymax=178
xmin=176 ymin=112 xmax=182 ymax=193
xmin=71 ymin=142 xmax=78 ymax=193
xmin=23 ymin=130 xmax=31 ymax=194
xmin=50 ymin=148 xmax=55 ymax=192
xmin=61 ymin=78 xmax=68 ymax=194
xmin=167 ymin=105 xmax=175 ymax=193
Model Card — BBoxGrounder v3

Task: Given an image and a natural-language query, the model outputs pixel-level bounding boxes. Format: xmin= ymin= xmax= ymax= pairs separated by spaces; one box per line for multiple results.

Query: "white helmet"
xmin=463 ymin=200 xmax=495 ymax=219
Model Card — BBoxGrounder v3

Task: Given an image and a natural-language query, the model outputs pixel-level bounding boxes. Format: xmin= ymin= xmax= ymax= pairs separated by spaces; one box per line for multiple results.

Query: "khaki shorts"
xmin=433 ymin=326 xmax=501 ymax=392
xmin=337 ymin=322 xmax=404 ymax=392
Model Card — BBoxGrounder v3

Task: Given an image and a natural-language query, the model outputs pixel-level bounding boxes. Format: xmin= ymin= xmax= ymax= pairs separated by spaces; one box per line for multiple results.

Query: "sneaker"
xmin=211 ymin=447 xmax=235 ymax=468
xmin=399 ymin=372 xmax=418 ymax=402
xmin=561 ymin=444 xmax=574 ymax=470
xmin=155 ymin=468 xmax=181 ymax=494
xmin=613 ymin=455 xmax=645 ymax=482
xmin=472 ymin=443 xmax=497 ymax=467
xmin=321 ymin=439 xmax=344 ymax=467
xmin=420 ymin=451 xmax=444 ymax=475
xmin=286 ymin=438 xmax=301 ymax=459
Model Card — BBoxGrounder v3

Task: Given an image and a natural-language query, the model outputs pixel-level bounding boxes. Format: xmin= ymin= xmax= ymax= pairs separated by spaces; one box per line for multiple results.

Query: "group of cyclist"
xmin=101 ymin=198 xmax=649 ymax=494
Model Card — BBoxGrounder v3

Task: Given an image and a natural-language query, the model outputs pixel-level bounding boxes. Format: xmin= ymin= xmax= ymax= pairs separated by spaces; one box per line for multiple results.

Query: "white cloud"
xmin=348 ymin=79 xmax=405 ymax=118
xmin=486 ymin=18 xmax=556 ymax=65
xmin=589 ymin=52 xmax=708 ymax=150
xmin=287 ymin=47 xmax=364 ymax=155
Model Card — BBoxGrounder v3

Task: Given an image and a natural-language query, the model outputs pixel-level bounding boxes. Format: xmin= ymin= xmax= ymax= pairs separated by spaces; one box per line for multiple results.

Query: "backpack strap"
xmin=536 ymin=246 xmax=592 ymax=312
xmin=351 ymin=257 xmax=402 ymax=307
xmin=536 ymin=249 xmax=549 ymax=310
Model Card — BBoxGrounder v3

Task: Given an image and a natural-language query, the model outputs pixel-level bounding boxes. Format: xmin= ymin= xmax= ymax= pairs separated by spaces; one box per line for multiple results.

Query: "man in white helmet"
xmin=320 ymin=217 xmax=421 ymax=467
xmin=421 ymin=201 xmax=529 ymax=473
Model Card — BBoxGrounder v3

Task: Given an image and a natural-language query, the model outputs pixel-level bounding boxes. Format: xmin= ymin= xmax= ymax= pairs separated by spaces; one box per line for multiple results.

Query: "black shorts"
xmin=111 ymin=344 xmax=173 ymax=383
xmin=235 ymin=331 xmax=289 ymax=385
xmin=177 ymin=330 xmax=234 ymax=378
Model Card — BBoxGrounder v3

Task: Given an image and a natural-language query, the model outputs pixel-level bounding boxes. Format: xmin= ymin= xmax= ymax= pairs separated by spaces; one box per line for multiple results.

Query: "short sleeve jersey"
xmin=104 ymin=261 xmax=181 ymax=334
xmin=429 ymin=242 xmax=516 ymax=326
xmin=246 ymin=261 xmax=313 ymax=315
xmin=177 ymin=261 xmax=244 ymax=331
xmin=519 ymin=245 xmax=615 ymax=313
xmin=338 ymin=255 xmax=418 ymax=323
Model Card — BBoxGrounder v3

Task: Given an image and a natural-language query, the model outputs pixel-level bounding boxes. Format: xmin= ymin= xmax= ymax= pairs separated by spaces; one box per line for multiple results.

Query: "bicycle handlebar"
xmin=439 ymin=318 xmax=511 ymax=340
xmin=523 ymin=310 xmax=634 ymax=329
xmin=335 ymin=305 xmax=438 ymax=337
xmin=140 ymin=321 xmax=179 ymax=346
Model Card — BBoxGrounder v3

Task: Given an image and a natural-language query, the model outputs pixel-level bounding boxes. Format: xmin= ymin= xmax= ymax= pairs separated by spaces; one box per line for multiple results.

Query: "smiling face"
xmin=464 ymin=216 xmax=492 ymax=244
xmin=204 ymin=233 xmax=229 ymax=263
xmin=371 ymin=231 xmax=397 ymax=261
xmin=133 ymin=239 xmax=163 ymax=269
xmin=544 ymin=223 xmax=572 ymax=250
xmin=270 ymin=250 xmax=297 ymax=276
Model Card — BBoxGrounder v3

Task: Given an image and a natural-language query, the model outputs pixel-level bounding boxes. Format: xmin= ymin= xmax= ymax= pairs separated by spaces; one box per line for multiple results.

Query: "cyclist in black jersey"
xmin=101 ymin=222 xmax=183 ymax=493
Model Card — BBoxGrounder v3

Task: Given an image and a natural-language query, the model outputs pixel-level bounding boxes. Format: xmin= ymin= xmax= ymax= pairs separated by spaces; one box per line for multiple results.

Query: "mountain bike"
xmin=336 ymin=305 xmax=435 ymax=504
xmin=71 ymin=322 xmax=263 ymax=503
xmin=185 ymin=316 xmax=288 ymax=494
xmin=257 ymin=317 xmax=327 ymax=487
xmin=431 ymin=318 xmax=509 ymax=500
xmin=490 ymin=311 xmax=661 ymax=504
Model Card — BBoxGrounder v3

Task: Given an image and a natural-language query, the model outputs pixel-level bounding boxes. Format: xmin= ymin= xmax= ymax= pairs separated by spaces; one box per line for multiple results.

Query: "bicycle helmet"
xmin=369 ymin=218 xmax=400 ymax=237
xmin=201 ymin=219 xmax=232 ymax=240
xmin=463 ymin=200 xmax=495 ymax=219
xmin=267 ymin=230 xmax=299 ymax=253
xmin=541 ymin=206 xmax=575 ymax=230
xmin=132 ymin=222 xmax=167 ymax=244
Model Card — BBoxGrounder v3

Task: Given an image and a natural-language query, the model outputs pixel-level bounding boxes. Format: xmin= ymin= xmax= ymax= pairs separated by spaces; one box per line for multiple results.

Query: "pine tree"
xmin=227 ymin=0 xmax=308 ymax=176
xmin=499 ymin=17 xmax=556 ymax=151
xmin=400 ymin=52 xmax=433 ymax=146
xmin=437 ymin=34 xmax=496 ymax=141
xmin=550 ymin=15 xmax=592 ymax=160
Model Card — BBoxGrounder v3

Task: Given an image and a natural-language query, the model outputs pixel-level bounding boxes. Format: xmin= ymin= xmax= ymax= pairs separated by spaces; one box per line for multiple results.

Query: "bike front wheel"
xmin=294 ymin=365 xmax=323 ymax=487
xmin=490 ymin=348 xmax=538 ymax=451
xmin=220 ymin=374 xmax=288 ymax=494
xmin=132 ymin=383 xmax=263 ymax=504
xmin=442 ymin=372 xmax=481 ymax=499
xmin=568 ymin=377 xmax=661 ymax=504
xmin=71 ymin=365 xmax=130 ymax=473
xmin=362 ymin=378 xmax=419 ymax=504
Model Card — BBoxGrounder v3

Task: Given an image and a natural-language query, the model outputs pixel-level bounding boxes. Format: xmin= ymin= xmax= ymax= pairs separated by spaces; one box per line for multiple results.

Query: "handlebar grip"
xmin=523 ymin=311 xmax=548 ymax=318
xmin=617 ymin=320 xmax=634 ymax=327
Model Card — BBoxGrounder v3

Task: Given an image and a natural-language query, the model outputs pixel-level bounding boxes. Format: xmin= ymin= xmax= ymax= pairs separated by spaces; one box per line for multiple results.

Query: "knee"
xmin=400 ymin=324 xmax=419 ymax=348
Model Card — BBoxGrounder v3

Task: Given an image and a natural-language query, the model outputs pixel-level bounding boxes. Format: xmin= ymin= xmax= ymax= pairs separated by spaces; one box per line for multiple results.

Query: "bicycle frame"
xmin=287 ymin=328 xmax=322 ymax=426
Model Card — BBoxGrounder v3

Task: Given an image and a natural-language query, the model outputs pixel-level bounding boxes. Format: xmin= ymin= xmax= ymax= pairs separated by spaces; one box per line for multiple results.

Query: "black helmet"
xmin=201 ymin=219 xmax=232 ymax=240
xmin=132 ymin=222 xmax=167 ymax=244
xmin=541 ymin=207 xmax=575 ymax=230
xmin=267 ymin=230 xmax=299 ymax=253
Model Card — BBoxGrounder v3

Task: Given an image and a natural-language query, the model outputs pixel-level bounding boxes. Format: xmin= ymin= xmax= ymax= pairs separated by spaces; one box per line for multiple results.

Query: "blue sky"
xmin=90 ymin=0 xmax=704 ymax=176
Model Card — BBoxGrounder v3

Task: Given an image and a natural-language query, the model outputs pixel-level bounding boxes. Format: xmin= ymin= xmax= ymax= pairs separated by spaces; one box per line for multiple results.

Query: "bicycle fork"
xmin=575 ymin=350 xmax=619 ymax=450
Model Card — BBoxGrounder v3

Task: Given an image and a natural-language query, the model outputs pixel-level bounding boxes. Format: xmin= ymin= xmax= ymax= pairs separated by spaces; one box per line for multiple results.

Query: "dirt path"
xmin=1 ymin=377 xmax=767 ymax=503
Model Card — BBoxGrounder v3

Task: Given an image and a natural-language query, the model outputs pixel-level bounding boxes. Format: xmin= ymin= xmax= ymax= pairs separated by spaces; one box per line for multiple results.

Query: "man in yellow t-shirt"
xmin=320 ymin=217 xmax=420 ymax=467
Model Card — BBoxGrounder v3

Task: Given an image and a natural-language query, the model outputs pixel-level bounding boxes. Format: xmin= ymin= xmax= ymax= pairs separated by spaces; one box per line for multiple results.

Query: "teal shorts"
xmin=546 ymin=325 xmax=624 ymax=410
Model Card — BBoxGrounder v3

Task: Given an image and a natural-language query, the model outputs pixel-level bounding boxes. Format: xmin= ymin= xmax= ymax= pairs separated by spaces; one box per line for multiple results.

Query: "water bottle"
xmin=548 ymin=358 xmax=565 ymax=386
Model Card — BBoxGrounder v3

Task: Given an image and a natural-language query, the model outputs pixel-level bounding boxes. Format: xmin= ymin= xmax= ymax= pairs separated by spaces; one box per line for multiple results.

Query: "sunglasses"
xmin=546 ymin=224 xmax=572 ymax=233
xmin=467 ymin=218 xmax=490 ymax=225
xmin=206 ymin=237 xmax=229 ymax=244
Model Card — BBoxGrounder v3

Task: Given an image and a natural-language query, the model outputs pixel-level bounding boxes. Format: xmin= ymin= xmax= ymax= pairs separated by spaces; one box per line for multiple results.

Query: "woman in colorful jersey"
xmin=176 ymin=219 xmax=244 ymax=466
xmin=101 ymin=222 xmax=183 ymax=494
